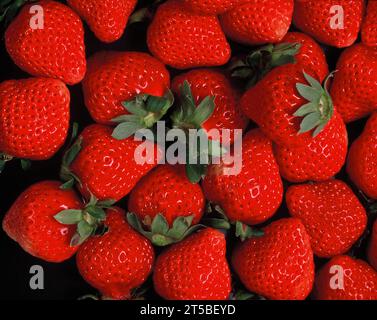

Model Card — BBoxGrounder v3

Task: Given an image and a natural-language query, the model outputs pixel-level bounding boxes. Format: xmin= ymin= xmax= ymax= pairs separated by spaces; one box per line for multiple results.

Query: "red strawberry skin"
xmin=286 ymin=180 xmax=367 ymax=258
xmin=0 ymin=78 xmax=70 ymax=160
xmin=128 ymin=165 xmax=205 ymax=226
xmin=77 ymin=207 xmax=154 ymax=300
xmin=202 ymin=129 xmax=283 ymax=225
xmin=314 ymin=255 xmax=377 ymax=300
xmin=331 ymin=44 xmax=377 ymax=123
xmin=368 ymin=221 xmax=377 ymax=271
xmin=83 ymin=51 xmax=170 ymax=124
xmin=232 ymin=218 xmax=315 ymax=300
xmin=67 ymin=0 xmax=137 ymax=43
xmin=220 ymin=0 xmax=294 ymax=45
xmin=147 ymin=0 xmax=231 ymax=69
xmin=153 ymin=228 xmax=231 ymax=300
xmin=70 ymin=124 xmax=162 ymax=201
xmin=293 ymin=0 xmax=364 ymax=48
xmin=5 ymin=0 xmax=86 ymax=85
xmin=362 ymin=0 xmax=377 ymax=47
xmin=281 ymin=32 xmax=329 ymax=82
xmin=172 ymin=69 xmax=248 ymax=141
xmin=273 ymin=111 xmax=348 ymax=183
xmin=181 ymin=0 xmax=245 ymax=15
xmin=347 ymin=113 xmax=377 ymax=198
xmin=2 ymin=181 xmax=82 ymax=262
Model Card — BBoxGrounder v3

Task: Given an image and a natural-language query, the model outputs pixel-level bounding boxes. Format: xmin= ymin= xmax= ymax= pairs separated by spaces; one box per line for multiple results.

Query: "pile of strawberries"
xmin=1 ymin=0 xmax=377 ymax=300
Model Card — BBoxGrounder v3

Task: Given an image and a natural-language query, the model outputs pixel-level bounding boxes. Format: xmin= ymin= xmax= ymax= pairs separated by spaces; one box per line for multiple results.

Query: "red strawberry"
xmin=61 ymin=124 xmax=162 ymax=201
xmin=76 ymin=207 xmax=154 ymax=300
xmin=2 ymin=181 xmax=83 ymax=262
xmin=202 ymin=129 xmax=283 ymax=225
xmin=147 ymin=0 xmax=231 ymax=69
xmin=314 ymin=255 xmax=377 ymax=300
xmin=232 ymin=218 xmax=314 ymax=300
xmin=273 ymin=111 xmax=348 ymax=183
xmin=0 ymin=78 xmax=70 ymax=169
xmin=5 ymin=0 xmax=86 ymax=85
xmin=67 ymin=0 xmax=137 ymax=43
xmin=347 ymin=113 xmax=377 ymax=198
xmin=153 ymin=228 xmax=231 ymax=300
xmin=286 ymin=180 xmax=367 ymax=258
xmin=293 ymin=0 xmax=364 ymax=48
xmin=362 ymin=0 xmax=377 ymax=47
xmin=171 ymin=69 xmax=248 ymax=142
xmin=181 ymin=0 xmax=245 ymax=15
xmin=219 ymin=0 xmax=294 ymax=45
xmin=128 ymin=165 xmax=205 ymax=226
xmin=368 ymin=220 xmax=377 ymax=271
xmin=330 ymin=44 xmax=377 ymax=123
xmin=82 ymin=51 xmax=170 ymax=125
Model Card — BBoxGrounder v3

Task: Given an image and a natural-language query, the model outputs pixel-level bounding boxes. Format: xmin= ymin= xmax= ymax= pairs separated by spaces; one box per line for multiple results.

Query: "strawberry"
xmin=286 ymin=180 xmax=367 ymax=258
xmin=60 ymin=124 xmax=162 ymax=202
xmin=347 ymin=113 xmax=377 ymax=198
xmin=128 ymin=165 xmax=205 ymax=226
xmin=202 ymin=129 xmax=283 ymax=225
xmin=330 ymin=44 xmax=377 ymax=123
xmin=368 ymin=220 xmax=377 ymax=271
xmin=5 ymin=0 xmax=86 ymax=85
xmin=82 ymin=51 xmax=171 ymax=127
xmin=147 ymin=0 xmax=231 ymax=69
xmin=219 ymin=0 xmax=294 ymax=45
xmin=76 ymin=207 xmax=154 ymax=300
xmin=314 ymin=255 xmax=377 ymax=300
xmin=232 ymin=218 xmax=314 ymax=300
xmin=0 ymin=78 xmax=70 ymax=170
xmin=362 ymin=0 xmax=377 ymax=47
xmin=293 ymin=0 xmax=364 ymax=48
xmin=171 ymin=69 xmax=248 ymax=142
xmin=67 ymin=0 xmax=137 ymax=43
xmin=153 ymin=228 xmax=231 ymax=300
xmin=273 ymin=111 xmax=348 ymax=183
xmin=2 ymin=181 xmax=83 ymax=262
xmin=181 ymin=0 xmax=244 ymax=15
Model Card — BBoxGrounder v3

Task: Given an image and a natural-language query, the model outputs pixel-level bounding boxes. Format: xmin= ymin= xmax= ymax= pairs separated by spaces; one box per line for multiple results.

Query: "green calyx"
xmin=128 ymin=0 xmax=164 ymax=25
xmin=230 ymin=42 xmax=301 ymax=89
xmin=294 ymin=71 xmax=335 ymax=137
xmin=59 ymin=136 xmax=82 ymax=190
xmin=235 ymin=221 xmax=264 ymax=242
xmin=126 ymin=212 xmax=202 ymax=246
xmin=0 ymin=0 xmax=30 ymax=25
xmin=54 ymin=194 xmax=116 ymax=246
xmin=112 ymin=90 xmax=174 ymax=140
xmin=0 ymin=153 xmax=13 ymax=173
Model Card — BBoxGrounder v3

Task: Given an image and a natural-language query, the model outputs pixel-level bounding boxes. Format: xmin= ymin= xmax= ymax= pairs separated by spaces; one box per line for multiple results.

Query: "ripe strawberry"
xmin=368 ymin=220 xmax=377 ymax=271
xmin=202 ymin=129 xmax=283 ymax=225
xmin=67 ymin=0 xmax=137 ymax=43
xmin=5 ymin=0 xmax=86 ymax=85
xmin=61 ymin=124 xmax=162 ymax=202
xmin=76 ymin=207 xmax=154 ymax=300
xmin=147 ymin=0 xmax=231 ymax=69
xmin=293 ymin=0 xmax=364 ymax=48
xmin=128 ymin=165 xmax=205 ymax=226
xmin=171 ymin=69 xmax=248 ymax=141
xmin=314 ymin=255 xmax=377 ymax=300
xmin=273 ymin=111 xmax=348 ymax=182
xmin=362 ymin=0 xmax=377 ymax=47
xmin=330 ymin=44 xmax=377 ymax=123
xmin=181 ymin=0 xmax=244 ymax=15
xmin=232 ymin=218 xmax=314 ymax=300
xmin=347 ymin=113 xmax=377 ymax=198
xmin=82 ymin=51 xmax=171 ymax=126
xmin=153 ymin=228 xmax=231 ymax=300
xmin=2 ymin=181 xmax=83 ymax=262
xmin=219 ymin=0 xmax=294 ymax=45
xmin=0 ymin=78 xmax=70 ymax=170
xmin=286 ymin=180 xmax=367 ymax=258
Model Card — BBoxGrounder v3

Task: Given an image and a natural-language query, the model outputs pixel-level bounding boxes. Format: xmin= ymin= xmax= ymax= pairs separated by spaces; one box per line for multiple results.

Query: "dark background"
xmin=0 ymin=0 xmax=374 ymax=300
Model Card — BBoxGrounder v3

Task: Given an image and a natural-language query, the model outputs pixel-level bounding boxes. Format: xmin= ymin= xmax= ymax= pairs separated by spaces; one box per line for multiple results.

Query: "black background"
xmin=0 ymin=0 xmax=374 ymax=300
